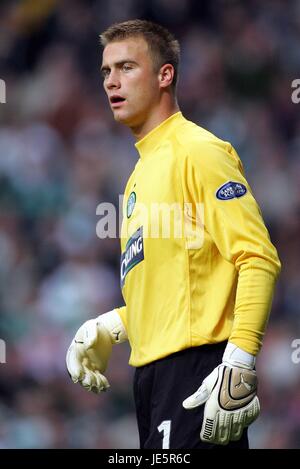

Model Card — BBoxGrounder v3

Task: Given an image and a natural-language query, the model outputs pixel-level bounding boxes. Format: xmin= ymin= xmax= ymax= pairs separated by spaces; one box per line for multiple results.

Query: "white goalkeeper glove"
xmin=66 ymin=309 xmax=127 ymax=393
xmin=182 ymin=342 xmax=260 ymax=445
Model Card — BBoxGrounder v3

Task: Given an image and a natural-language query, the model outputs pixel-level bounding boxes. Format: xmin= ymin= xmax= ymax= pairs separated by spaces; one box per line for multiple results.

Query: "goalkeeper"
xmin=66 ymin=20 xmax=281 ymax=449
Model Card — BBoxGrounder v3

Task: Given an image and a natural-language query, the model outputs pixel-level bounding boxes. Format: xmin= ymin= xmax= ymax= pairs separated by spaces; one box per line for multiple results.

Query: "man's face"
xmin=101 ymin=37 xmax=161 ymax=127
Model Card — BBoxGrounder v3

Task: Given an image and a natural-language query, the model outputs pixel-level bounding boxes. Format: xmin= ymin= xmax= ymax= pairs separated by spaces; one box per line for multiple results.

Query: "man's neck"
xmin=131 ymin=101 xmax=180 ymax=141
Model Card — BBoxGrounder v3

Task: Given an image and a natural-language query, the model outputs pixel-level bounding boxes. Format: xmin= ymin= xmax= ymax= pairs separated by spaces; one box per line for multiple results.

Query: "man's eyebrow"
xmin=101 ymin=60 xmax=139 ymax=72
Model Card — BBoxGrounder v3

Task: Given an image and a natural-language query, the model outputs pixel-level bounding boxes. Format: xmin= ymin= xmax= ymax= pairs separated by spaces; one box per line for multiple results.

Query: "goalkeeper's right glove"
xmin=183 ymin=343 xmax=260 ymax=445
xmin=66 ymin=309 xmax=127 ymax=393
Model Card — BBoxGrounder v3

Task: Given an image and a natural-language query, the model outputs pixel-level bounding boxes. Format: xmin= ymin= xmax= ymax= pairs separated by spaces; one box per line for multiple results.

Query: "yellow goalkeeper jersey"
xmin=117 ymin=112 xmax=281 ymax=367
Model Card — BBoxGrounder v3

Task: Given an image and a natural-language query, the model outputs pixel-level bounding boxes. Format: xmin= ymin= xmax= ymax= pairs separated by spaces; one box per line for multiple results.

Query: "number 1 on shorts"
xmin=157 ymin=420 xmax=171 ymax=449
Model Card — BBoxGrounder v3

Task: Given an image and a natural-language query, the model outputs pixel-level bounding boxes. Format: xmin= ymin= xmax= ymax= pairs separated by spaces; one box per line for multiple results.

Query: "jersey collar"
xmin=135 ymin=111 xmax=184 ymax=159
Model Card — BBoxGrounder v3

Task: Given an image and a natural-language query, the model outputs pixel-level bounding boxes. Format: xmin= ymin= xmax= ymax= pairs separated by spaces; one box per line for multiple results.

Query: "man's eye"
xmin=102 ymin=70 xmax=110 ymax=78
xmin=122 ymin=65 xmax=132 ymax=72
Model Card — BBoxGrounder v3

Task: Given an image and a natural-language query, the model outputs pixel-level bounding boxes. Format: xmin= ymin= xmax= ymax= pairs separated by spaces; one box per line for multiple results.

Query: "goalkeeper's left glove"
xmin=66 ymin=309 xmax=127 ymax=393
xmin=182 ymin=342 xmax=260 ymax=445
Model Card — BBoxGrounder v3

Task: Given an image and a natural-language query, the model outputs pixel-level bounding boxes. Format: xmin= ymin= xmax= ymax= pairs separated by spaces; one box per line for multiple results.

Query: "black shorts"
xmin=133 ymin=341 xmax=249 ymax=449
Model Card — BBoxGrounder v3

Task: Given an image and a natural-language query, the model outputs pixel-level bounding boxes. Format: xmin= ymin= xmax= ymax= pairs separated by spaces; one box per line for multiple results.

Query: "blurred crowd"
xmin=0 ymin=0 xmax=299 ymax=449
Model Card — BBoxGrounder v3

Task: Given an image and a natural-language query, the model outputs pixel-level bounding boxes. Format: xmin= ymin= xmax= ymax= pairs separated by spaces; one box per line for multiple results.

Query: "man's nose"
xmin=106 ymin=70 xmax=120 ymax=90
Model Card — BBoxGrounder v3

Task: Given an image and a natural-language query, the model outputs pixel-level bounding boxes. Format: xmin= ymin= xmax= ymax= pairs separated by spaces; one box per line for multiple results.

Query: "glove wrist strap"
xmin=97 ymin=309 xmax=128 ymax=344
xmin=223 ymin=342 xmax=256 ymax=370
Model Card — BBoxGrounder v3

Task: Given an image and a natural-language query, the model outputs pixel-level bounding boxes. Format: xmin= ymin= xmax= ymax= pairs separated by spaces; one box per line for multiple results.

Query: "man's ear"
xmin=158 ymin=63 xmax=175 ymax=89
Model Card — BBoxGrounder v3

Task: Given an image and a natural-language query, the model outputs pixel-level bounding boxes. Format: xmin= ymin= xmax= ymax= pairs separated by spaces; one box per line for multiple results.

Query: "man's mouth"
xmin=110 ymin=95 xmax=126 ymax=107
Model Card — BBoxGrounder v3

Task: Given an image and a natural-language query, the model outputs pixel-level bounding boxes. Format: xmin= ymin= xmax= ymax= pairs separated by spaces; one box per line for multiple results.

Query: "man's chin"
xmin=112 ymin=110 xmax=133 ymax=125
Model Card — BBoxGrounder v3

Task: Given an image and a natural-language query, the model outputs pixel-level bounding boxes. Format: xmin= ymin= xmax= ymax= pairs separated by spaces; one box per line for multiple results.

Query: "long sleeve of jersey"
xmin=185 ymin=139 xmax=281 ymax=355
